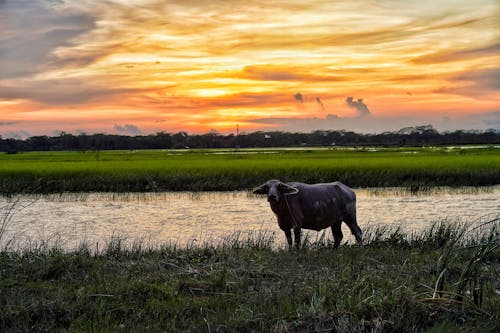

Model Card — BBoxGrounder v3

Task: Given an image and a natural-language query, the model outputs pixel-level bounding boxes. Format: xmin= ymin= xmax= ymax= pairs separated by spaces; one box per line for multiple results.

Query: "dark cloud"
xmin=0 ymin=78 xmax=137 ymax=104
xmin=249 ymin=96 xmax=374 ymax=131
xmin=455 ymin=68 xmax=500 ymax=90
xmin=114 ymin=124 xmax=142 ymax=136
xmin=435 ymin=67 xmax=500 ymax=97
xmin=0 ymin=0 xmax=95 ymax=78
xmin=345 ymin=97 xmax=370 ymax=117
xmin=316 ymin=97 xmax=325 ymax=111
xmin=294 ymin=92 xmax=304 ymax=103
xmin=326 ymin=114 xmax=339 ymax=120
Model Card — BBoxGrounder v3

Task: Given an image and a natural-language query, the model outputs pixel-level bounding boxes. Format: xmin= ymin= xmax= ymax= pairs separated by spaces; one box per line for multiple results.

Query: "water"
xmin=1 ymin=187 xmax=498 ymax=250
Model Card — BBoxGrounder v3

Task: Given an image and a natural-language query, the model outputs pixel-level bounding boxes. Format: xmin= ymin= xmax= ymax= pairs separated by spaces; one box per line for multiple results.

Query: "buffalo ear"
xmin=252 ymin=183 xmax=269 ymax=195
xmin=279 ymin=183 xmax=299 ymax=195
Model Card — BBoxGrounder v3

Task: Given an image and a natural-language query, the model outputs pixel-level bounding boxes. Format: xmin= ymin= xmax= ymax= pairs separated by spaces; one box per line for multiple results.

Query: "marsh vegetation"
xmin=0 ymin=146 xmax=498 ymax=194
xmin=1 ymin=146 xmax=498 ymax=331
xmin=1 ymin=222 xmax=498 ymax=332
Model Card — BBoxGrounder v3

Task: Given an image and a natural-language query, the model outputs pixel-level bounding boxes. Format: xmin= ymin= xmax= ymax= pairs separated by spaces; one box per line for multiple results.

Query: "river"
xmin=1 ymin=186 xmax=498 ymax=250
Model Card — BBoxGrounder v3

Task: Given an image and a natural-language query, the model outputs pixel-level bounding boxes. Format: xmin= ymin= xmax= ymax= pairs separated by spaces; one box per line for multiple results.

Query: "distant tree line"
xmin=0 ymin=126 xmax=498 ymax=152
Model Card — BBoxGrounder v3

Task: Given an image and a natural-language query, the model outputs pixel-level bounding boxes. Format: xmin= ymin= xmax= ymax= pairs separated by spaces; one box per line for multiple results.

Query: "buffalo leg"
xmin=331 ymin=223 xmax=343 ymax=248
xmin=284 ymin=229 xmax=292 ymax=248
xmin=293 ymin=227 xmax=301 ymax=249
xmin=345 ymin=216 xmax=363 ymax=244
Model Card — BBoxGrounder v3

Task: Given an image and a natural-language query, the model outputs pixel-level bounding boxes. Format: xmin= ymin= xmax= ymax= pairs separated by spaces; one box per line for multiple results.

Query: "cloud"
xmin=0 ymin=0 xmax=498 ymax=136
xmin=345 ymin=97 xmax=370 ymax=117
xmin=481 ymin=111 xmax=500 ymax=128
xmin=445 ymin=111 xmax=500 ymax=131
xmin=240 ymin=65 xmax=345 ymax=82
xmin=0 ymin=121 xmax=20 ymax=126
xmin=412 ymin=43 xmax=500 ymax=64
xmin=294 ymin=93 xmax=304 ymax=103
xmin=326 ymin=114 xmax=340 ymax=120
xmin=206 ymin=92 xmax=294 ymax=108
xmin=249 ymin=105 xmax=500 ymax=133
xmin=202 ymin=9 xmax=493 ymax=56
xmin=5 ymin=130 xmax=31 ymax=140
xmin=0 ymin=0 xmax=95 ymax=78
xmin=483 ymin=120 xmax=500 ymax=127
xmin=248 ymin=114 xmax=393 ymax=133
xmin=248 ymin=112 xmax=500 ymax=134
xmin=455 ymin=68 xmax=500 ymax=90
xmin=316 ymin=97 xmax=325 ymax=111
xmin=243 ymin=66 xmax=305 ymax=81
xmin=0 ymin=78 xmax=138 ymax=104
xmin=114 ymin=124 xmax=142 ymax=136
xmin=435 ymin=67 xmax=500 ymax=97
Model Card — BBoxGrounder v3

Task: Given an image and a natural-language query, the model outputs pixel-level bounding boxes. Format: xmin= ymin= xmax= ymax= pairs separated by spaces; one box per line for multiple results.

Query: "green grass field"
xmin=0 ymin=146 xmax=498 ymax=194
xmin=1 ymin=148 xmax=498 ymax=331
xmin=1 ymin=222 xmax=498 ymax=332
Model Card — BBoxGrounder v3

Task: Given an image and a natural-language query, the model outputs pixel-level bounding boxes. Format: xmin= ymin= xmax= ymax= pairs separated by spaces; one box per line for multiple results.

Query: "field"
xmin=1 ymin=147 xmax=499 ymax=331
xmin=0 ymin=146 xmax=498 ymax=194
xmin=1 ymin=222 xmax=498 ymax=332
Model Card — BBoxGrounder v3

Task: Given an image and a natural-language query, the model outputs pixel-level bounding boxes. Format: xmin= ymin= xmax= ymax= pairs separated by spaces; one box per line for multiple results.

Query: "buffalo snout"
xmin=267 ymin=194 xmax=279 ymax=202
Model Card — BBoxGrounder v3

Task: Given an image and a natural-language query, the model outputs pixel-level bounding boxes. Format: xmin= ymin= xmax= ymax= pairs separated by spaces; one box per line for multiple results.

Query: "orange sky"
xmin=1 ymin=0 xmax=499 ymax=137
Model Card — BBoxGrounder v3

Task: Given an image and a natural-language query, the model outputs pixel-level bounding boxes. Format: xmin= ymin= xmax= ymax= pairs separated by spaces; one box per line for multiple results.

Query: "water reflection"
xmin=1 ymin=186 xmax=498 ymax=250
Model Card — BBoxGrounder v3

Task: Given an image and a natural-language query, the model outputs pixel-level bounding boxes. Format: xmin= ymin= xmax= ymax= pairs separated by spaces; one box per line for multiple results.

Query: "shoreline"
xmin=1 ymin=222 xmax=498 ymax=332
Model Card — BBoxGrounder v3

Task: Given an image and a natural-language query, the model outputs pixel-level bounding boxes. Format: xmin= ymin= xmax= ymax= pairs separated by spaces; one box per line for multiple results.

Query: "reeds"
xmin=0 ymin=196 xmax=37 ymax=248
xmin=1 ymin=219 xmax=498 ymax=332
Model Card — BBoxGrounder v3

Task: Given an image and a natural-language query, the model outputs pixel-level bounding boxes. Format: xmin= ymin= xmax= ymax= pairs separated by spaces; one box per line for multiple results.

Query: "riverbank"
xmin=1 ymin=187 xmax=499 ymax=252
xmin=0 ymin=146 xmax=499 ymax=194
xmin=1 ymin=222 xmax=498 ymax=332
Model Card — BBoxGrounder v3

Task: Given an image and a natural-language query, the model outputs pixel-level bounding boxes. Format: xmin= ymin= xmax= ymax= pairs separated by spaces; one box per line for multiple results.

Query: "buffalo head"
xmin=253 ymin=179 xmax=298 ymax=203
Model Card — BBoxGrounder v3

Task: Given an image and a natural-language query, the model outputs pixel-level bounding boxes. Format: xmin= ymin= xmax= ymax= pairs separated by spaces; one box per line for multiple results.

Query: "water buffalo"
xmin=253 ymin=179 xmax=362 ymax=248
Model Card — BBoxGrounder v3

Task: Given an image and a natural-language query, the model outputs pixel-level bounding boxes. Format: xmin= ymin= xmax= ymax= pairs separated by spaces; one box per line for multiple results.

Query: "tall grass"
xmin=0 ymin=147 xmax=498 ymax=194
xmin=0 ymin=196 xmax=37 ymax=248
xmin=1 ymin=220 xmax=498 ymax=332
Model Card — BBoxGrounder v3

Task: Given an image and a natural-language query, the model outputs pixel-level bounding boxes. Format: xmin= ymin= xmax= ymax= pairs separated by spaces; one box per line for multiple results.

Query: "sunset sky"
xmin=1 ymin=0 xmax=499 ymax=138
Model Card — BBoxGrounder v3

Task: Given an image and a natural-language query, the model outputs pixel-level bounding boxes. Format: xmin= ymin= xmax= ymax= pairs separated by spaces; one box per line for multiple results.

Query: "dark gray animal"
xmin=253 ymin=179 xmax=362 ymax=248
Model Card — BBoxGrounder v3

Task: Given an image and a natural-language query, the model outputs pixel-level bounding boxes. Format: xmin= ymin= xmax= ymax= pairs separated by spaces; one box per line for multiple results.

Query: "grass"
xmin=1 ymin=221 xmax=498 ymax=332
xmin=0 ymin=146 xmax=498 ymax=194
